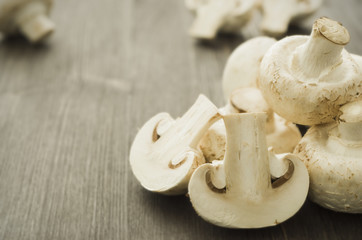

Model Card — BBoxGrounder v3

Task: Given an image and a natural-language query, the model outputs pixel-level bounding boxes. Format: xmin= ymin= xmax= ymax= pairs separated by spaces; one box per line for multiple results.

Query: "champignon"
xmin=260 ymin=0 xmax=323 ymax=37
xmin=186 ymin=0 xmax=256 ymax=39
xmin=352 ymin=54 xmax=362 ymax=71
xmin=0 ymin=0 xmax=54 ymax=42
xmin=222 ymin=36 xmax=276 ymax=101
xmin=129 ymin=95 xmax=221 ymax=195
xmin=199 ymin=87 xmax=301 ymax=162
xmin=259 ymin=17 xmax=362 ymax=125
xmin=189 ymin=113 xmax=309 ymax=228
xmin=294 ymin=100 xmax=362 ymax=213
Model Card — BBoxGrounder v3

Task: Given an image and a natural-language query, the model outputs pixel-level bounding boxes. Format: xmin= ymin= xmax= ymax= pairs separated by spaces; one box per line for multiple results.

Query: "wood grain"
xmin=0 ymin=0 xmax=361 ymax=239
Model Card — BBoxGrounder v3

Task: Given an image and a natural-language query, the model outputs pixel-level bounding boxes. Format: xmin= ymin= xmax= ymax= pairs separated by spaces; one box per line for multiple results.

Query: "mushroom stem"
xmin=16 ymin=1 xmax=54 ymax=42
xmin=292 ymin=17 xmax=350 ymax=80
xmin=155 ymin=95 xmax=220 ymax=158
xmin=229 ymin=88 xmax=275 ymax=134
xmin=224 ymin=113 xmax=271 ymax=199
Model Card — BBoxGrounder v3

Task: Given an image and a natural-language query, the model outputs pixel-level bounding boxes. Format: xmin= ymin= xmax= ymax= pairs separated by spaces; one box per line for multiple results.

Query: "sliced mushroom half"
xmin=189 ymin=113 xmax=309 ymax=228
xmin=130 ymin=95 xmax=221 ymax=195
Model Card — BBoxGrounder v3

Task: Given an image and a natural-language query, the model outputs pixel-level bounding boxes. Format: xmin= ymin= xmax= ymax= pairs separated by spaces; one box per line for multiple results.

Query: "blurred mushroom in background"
xmin=0 ymin=0 xmax=55 ymax=43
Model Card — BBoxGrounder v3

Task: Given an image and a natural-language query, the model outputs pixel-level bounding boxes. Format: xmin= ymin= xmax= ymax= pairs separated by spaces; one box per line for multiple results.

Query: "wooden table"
xmin=0 ymin=0 xmax=361 ymax=239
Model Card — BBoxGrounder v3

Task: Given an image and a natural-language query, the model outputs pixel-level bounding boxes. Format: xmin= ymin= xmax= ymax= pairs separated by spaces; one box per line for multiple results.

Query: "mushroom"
xmin=222 ymin=36 xmax=276 ymax=101
xmin=186 ymin=0 xmax=256 ymax=39
xmin=258 ymin=17 xmax=362 ymax=126
xmin=199 ymin=87 xmax=301 ymax=162
xmin=189 ymin=113 xmax=309 ymax=228
xmin=0 ymin=0 xmax=54 ymax=43
xmin=260 ymin=0 xmax=323 ymax=37
xmin=294 ymin=100 xmax=362 ymax=213
xmin=352 ymin=54 xmax=362 ymax=71
xmin=129 ymin=95 xmax=221 ymax=195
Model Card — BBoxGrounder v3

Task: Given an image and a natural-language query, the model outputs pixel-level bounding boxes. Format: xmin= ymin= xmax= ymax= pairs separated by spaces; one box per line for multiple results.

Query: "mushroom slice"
xmin=189 ymin=113 xmax=309 ymax=228
xmin=294 ymin=100 xmax=362 ymax=213
xmin=260 ymin=0 xmax=323 ymax=37
xmin=222 ymin=36 xmax=277 ymax=101
xmin=259 ymin=17 xmax=362 ymax=125
xmin=187 ymin=0 xmax=256 ymax=39
xmin=130 ymin=95 xmax=221 ymax=195
xmin=199 ymin=87 xmax=301 ymax=162
xmin=0 ymin=0 xmax=54 ymax=42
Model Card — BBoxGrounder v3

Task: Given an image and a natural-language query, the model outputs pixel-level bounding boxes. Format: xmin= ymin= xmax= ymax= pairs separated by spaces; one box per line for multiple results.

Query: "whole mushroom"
xmin=189 ymin=113 xmax=309 ymax=228
xmin=186 ymin=0 xmax=256 ymax=39
xmin=0 ymin=0 xmax=54 ymax=42
xmin=294 ymin=100 xmax=362 ymax=213
xmin=259 ymin=17 xmax=362 ymax=125
xmin=130 ymin=95 xmax=221 ymax=195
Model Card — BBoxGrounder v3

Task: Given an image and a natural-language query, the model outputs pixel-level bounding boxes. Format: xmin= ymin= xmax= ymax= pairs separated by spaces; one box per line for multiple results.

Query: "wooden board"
xmin=0 ymin=0 xmax=361 ymax=239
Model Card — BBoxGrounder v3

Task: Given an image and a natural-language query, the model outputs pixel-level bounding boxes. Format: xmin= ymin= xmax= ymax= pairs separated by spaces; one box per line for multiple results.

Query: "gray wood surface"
xmin=0 ymin=0 xmax=361 ymax=239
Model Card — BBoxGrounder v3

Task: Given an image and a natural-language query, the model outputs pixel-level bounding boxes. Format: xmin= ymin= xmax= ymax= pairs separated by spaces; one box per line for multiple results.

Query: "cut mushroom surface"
xmin=199 ymin=87 xmax=301 ymax=162
xmin=186 ymin=0 xmax=256 ymax=39
xmin=260 ymin=0 xmax=323 ymax=37
xmin=0 ymin=0 xmax=54 ymax=42
xmin=189 ymin=113 xmax=309 ymax=228
xmin=294 ymin=100 xmax=362 ymax=213
xmin=130 ymin=95 xmax=221 ymax=195
xmin=222 ymin=36 xmax=276 ymax=101
xmin=259 ymin=17 xmax=362 ymax=125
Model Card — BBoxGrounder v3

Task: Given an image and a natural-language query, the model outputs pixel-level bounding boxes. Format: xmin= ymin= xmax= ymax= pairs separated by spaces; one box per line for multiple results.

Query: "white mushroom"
xmin=259 ymin=17 xmax=362 ymax=126
xmin=0 ymin=0 xmax=54 ymax=43
xmin=129 ymin=95 xmax=221 ymax=195
xmin=294 ymin=100 xmax=362 ymax=213
xmin=186 ymin=0 xmax=256 ymax=39
xmin=222 ymin=36 xmax=276 ymax=101
xmin=199 ymin=87 xmax=301 ymax=162
xmin=260 ymin=0 xmax=323 ymax=37
xmin=189 ymin=113 xmax=309 ymax=228
xmin=352 ymin=53 xmax=362 ymax=71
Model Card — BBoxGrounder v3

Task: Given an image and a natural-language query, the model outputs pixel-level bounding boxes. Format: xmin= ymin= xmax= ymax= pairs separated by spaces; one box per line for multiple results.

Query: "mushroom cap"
xmin=351 ymin=54 xmax=362 ymax=75
xmin=266 ymin=113 xmax=301 ymax=153
xmin=294 ymin=123 xmax=362 ymax=213
xmin=222 ymin=36 xmax=276 ymax=101
xmin=339 ymin=100 xmax=362 ymax=123
xmin=0 ymin=0 xmax=53 ymax=34
xmin=189 ymin=113 xmax=309 ymax=228
xmin=259 ymin=35 xmax=362 ymax=125
xmin=189 ymin=154 xmax=308 ymax=228
xmin=229 ymin=87 xmax=271 ymax=115
xmin=130 ymin=95 xmax=220 ymax=195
